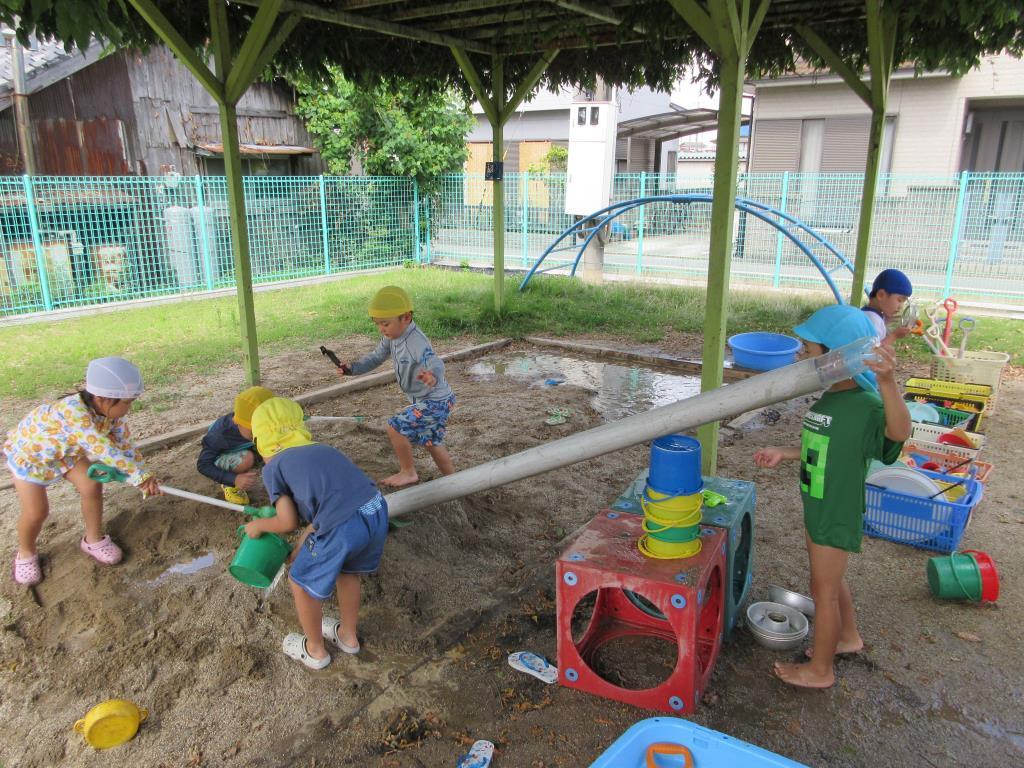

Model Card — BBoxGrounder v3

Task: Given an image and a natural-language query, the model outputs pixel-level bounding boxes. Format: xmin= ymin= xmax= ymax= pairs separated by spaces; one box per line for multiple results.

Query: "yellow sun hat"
xmin=250 ymin=397 xmax=314 ymax=459
xmin=232 ymin=386 xmax=275 ymax=429
xmin=368 ymin=285 xmax=413 ymax=318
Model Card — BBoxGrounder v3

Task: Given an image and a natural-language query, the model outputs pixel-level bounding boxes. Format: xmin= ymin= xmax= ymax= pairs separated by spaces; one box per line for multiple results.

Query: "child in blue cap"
xmin=754 ymin=305 xmax=911 ymax=689
xmin=863 ymin=268 xmax=913 ymax=343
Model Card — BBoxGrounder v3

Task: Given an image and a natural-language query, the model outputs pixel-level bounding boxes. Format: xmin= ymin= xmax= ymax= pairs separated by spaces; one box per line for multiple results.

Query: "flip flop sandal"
xmin=12 ymin=552 xmax=41 ymax=586
xmin=544 ymin=414 xmax=567 ymax=426
xmin=507 ymin=651 xmax=557 ymax=684
xmin=456 ymin=740 xmax=495 ymax=768
xmin=80 ymin=535 xmax=123 ymax=565
xmin=321 ymin=617 xmax=360 ymax=655
xmin=282 ymin=633 xmax=331 ymax=670
xmin=546 ymin=407 xmax=571 ymax=417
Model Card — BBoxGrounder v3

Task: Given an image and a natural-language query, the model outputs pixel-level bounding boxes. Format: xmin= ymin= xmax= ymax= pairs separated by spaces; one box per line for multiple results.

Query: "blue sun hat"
xmin=870 ymin=268 xmax=913 ymax=297
xmin=793 ymin=305 xmax=879 ymax=391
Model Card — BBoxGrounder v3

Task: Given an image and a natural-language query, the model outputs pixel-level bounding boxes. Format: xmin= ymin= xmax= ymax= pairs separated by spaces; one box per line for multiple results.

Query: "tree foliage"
xmin=292 ymin=69 xmax=473 ymax=192
xmin=1 ymin=1 xmax=1022 ymax=102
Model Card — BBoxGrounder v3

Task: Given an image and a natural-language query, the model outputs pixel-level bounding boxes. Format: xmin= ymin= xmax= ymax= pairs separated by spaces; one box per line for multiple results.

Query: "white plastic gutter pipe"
xmin=384 ymin=338 xmax=876 ymax=519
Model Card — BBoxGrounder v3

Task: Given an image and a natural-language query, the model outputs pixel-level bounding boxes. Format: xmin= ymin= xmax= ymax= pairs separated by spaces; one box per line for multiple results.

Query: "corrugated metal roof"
xmin=0 ymin=32 xmax=99 ymax=107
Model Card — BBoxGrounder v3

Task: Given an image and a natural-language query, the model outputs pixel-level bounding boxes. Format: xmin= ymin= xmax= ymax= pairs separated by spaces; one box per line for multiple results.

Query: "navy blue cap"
xmin=870 ymin=269 xmax=913 ymax=297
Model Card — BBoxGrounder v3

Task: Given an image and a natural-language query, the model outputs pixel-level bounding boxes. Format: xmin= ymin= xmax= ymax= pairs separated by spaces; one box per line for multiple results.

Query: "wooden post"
xmin=669 ymin=0 xmax=769 ymax=475
xmin=797 ymin=2 xmax=898 ymax=304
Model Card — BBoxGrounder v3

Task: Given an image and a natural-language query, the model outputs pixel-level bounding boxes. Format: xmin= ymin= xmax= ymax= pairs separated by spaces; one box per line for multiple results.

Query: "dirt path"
xmin=0 ymin=334 xmax=1021 ymax=767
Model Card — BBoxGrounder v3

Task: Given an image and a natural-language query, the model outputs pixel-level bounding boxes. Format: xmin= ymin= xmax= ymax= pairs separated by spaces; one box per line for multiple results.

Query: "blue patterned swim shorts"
xmin=387 ymin=395 xmax=455 ymax=447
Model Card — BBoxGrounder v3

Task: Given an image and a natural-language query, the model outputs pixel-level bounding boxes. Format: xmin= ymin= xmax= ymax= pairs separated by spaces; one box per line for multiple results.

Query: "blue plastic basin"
xmin=728 ymin=332 xmax=801 ymax=371
xmin=589 ymin=717 xmax=808 ymax=767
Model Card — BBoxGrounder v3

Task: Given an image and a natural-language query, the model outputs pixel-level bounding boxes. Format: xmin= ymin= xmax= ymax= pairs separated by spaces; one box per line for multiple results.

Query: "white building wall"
xmin=752 ymin=53 xmax=1024 ymax=177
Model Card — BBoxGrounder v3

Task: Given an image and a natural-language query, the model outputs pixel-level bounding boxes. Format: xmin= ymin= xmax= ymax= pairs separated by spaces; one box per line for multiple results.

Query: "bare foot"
xmin=774 ymin=661 xmax=835 ymax=689
xmin=805 ymin=638 xmax=864 ymax=659
xmin=381 ymin=471 xmax=419 ymax=488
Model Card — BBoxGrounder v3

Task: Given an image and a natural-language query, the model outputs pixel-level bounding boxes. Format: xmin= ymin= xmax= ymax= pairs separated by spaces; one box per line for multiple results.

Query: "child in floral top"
xmin=4 ymin=357 xmax=161 ymax=585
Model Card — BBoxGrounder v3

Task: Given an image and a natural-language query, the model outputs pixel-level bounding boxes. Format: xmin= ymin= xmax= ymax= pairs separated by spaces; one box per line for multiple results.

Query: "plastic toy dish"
xmin=866 ymin=466 xmax=943 ymax=498
xmin=767 ymin=585 xmax=816 ymax=618
xmin=905 ymin=401 xmax=941 ymax=423
xmin=936 ymin=429 xmax=977 ymax=449
xmin=746 ymin=602 xmax=809 ymax=651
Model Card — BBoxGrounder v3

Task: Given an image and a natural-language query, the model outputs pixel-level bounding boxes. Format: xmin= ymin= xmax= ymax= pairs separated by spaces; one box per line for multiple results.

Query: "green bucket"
xmin=926 ymin=552 xmax=982 ymax=601
xmin=643 ymin=519 xmax=701 ymax=544
xmin=229 ymin=527 xmax=292 ymax=588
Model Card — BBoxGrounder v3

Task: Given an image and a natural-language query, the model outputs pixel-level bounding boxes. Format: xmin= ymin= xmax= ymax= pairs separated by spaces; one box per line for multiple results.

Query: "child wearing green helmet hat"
xmin=753 ymin=304 xmax=910 ymax=689
xmin=334 ymin=286 xmax=456 ymax=488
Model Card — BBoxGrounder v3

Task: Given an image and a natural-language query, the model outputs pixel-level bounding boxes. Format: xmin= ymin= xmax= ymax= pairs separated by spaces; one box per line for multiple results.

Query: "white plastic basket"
xmin=910 ymin=422 xmax=986 ymax=452
xmin=930 ymin=351 xmax=1010 ymax=412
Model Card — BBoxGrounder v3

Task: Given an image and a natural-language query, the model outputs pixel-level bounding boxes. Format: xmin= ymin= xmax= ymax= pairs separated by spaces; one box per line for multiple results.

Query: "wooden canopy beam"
xmin=669 ymin=0 xmax=770 ymax=476
xmin=225 ymin=0 xmax=285 ymax=103
xmin=126 ymin=0 xmax=223 ymax=100
xmin=232 ymin=0 xmax=498 ymax=54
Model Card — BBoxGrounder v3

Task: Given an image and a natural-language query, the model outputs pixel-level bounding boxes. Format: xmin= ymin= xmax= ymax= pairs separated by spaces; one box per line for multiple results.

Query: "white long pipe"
xmin=384 ymin=339 xmax=875 ymax=519
xmin=159 ymin=485 xmax=247 ymax=512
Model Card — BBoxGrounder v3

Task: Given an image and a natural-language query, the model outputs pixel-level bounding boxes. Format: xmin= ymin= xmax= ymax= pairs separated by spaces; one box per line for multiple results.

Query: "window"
xmin=590 ymin=106 xmax=600 ymax=126
xmin=577 ymin=107 xmax=587 ymax=126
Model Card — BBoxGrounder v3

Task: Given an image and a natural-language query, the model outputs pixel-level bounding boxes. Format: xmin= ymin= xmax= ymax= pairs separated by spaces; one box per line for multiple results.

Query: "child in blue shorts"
xmin=338 ymin=285 xmax=455 ymax=488
xmin=754 ymin=305 xmax=910 ymax=689
xmin=245 ymin=397 xmax=387 ymax=670
xmin=196 ymin=386 xmax=273 ymax=505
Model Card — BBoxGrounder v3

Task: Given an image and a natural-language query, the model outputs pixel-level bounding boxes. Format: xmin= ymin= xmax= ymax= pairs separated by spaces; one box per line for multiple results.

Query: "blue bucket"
xmin=648 ymin=434 xmax=702 ymax=496
xmin=728 ymin=332 xmax=801 ymax=371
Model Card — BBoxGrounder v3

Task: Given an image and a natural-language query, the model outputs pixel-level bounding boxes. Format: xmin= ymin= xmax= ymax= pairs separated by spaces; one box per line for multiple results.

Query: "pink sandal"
xmin=13 ymin=552 xmax=42 ymax=585
xmin=80 ymin=535 xmax=123 ymax=565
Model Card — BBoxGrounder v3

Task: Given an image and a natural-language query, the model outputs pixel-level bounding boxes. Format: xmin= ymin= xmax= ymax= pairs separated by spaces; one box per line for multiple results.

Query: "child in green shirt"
xmin=754 ymin=304 xmax=911 ymax=689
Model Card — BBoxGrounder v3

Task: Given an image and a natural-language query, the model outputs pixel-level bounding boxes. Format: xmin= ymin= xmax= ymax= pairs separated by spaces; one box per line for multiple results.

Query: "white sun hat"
xmin=85 ymin=357 xmax=144 ymax=399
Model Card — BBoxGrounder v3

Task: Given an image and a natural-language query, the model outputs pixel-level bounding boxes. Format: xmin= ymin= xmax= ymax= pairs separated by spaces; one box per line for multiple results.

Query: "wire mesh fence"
xmin=0 ymin=175 xmax=417 ymax=317
xmin=2 ymin=171 xmax=1023 ymax=319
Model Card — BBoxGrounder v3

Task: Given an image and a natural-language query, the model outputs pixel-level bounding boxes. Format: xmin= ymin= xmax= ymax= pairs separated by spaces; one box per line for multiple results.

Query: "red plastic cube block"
xmin=556 ymin=511 xmax=726 ymax=714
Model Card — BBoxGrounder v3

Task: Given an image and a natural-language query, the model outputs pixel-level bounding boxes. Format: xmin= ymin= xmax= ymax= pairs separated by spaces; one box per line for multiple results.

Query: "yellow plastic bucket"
xmin=641 ymin=486 xmax=703 ymax=518
xmin=638 ymin=533 xmax=703 ymax=560
xmin=74 ymin=699 xmax=148 ymax=749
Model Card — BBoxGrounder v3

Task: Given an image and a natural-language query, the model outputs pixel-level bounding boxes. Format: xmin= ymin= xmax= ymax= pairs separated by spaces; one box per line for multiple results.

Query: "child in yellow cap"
xmin=197 ymin=386 xmax=273 ymax=505
xmin=245 ymin=397 xmax=387 ymax=670
xmin=336 ymin=286 xmax=456 ymax=488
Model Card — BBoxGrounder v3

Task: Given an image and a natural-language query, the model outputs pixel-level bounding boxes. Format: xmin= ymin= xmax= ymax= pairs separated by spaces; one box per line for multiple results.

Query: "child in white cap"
xmin=4 ymin=357 xmax=162 ymax=585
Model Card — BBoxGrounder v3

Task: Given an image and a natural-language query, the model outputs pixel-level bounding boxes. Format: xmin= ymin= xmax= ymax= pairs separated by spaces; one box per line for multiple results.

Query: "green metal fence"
xmin=431 ymin=171 xmax=1024 ymax=304
xmin=0 ymin=175 xmax=416 ymax=317
xmin=2 ymin=171 xmax=1023 ymax=319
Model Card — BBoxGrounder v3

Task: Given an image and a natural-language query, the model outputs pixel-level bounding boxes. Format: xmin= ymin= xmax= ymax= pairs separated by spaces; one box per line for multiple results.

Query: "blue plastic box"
xmin=864 ymin=468 xmax=983 ymax=553
xmin=589 ymin=717 xmax=808 ymax=767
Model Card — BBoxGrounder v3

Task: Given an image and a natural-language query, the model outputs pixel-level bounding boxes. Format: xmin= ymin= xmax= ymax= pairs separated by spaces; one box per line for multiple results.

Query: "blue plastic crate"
xmin=589 ymin=717 xmax=808 ymax=767
xmin=864 ymin=468 xmax=983 ymax=553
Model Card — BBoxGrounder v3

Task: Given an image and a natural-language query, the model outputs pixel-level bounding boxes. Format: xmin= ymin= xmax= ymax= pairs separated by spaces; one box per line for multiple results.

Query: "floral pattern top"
xmin=3 ymin=394 xmax=150 ymax=486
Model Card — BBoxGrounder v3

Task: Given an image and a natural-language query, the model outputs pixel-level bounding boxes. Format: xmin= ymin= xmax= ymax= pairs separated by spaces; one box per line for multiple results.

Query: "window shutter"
xmin=822 ymin=116 xmax=870 ymax=171
xmin=749 ymin=119 xmax=801 ymax=171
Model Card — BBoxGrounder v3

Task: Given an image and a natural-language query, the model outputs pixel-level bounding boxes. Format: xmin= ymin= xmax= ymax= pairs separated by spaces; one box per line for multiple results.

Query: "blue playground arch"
xmin=518 ymin=194 xmax=858 ymax=303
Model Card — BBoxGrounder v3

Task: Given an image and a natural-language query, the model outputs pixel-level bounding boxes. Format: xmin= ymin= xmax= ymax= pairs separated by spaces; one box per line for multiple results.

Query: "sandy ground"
xmin=0 ymin=332 xmax=1022 ymax=768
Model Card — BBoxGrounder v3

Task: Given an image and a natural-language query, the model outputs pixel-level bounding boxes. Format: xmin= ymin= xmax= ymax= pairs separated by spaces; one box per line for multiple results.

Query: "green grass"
xmin=1 ymin=268 xmax=1020 ymax=401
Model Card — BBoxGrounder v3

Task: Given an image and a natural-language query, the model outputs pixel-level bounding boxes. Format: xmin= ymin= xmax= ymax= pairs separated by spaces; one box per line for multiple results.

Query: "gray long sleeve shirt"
xmin=348 ymin=321 xmax=454 ymax=403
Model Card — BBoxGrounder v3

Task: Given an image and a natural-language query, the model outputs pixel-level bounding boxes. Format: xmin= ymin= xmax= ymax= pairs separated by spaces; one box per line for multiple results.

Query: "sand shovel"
xmin=87 ymin=463 xmax=276 ymax=518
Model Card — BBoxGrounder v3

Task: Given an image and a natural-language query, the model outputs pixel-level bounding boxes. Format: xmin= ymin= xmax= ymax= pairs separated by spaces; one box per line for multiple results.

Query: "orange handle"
xmin=645 ymin=742 xmax=694 ymax=768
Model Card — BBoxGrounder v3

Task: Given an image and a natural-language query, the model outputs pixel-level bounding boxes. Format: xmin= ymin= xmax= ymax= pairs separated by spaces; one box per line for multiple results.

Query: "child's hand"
xmin=139 ymin=477 xmax=163 ymax=497
xmin=235 ymin=470 xmax=259 ymax=490
xmin=244 ymin=520 xmax=264 ymax=539
xmin=865 ymin=343 xmax=897 ymax=384
xmin=416 ymin=369 xmax=437 ymax=387
xmin=288 ymin=524 xmax=314 ymax=564
xmin=754 ymin=447 xmax=785 ymax=468
xmin=336 ymin=363 xmax=349 ymax=381
xmin=891 ymin=326 xmax=911 ymax=340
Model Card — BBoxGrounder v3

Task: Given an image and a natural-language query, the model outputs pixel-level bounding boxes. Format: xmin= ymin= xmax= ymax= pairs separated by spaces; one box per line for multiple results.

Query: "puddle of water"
xmin=145 ymin=552 xmax=217 ymax=587
xmin=467 ymin=352 xmax=703 ymax=420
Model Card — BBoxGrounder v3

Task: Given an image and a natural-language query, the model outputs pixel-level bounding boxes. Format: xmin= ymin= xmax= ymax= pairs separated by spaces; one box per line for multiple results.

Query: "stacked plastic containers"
xmin=638 ymin=434 xmax=704 ymax=559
